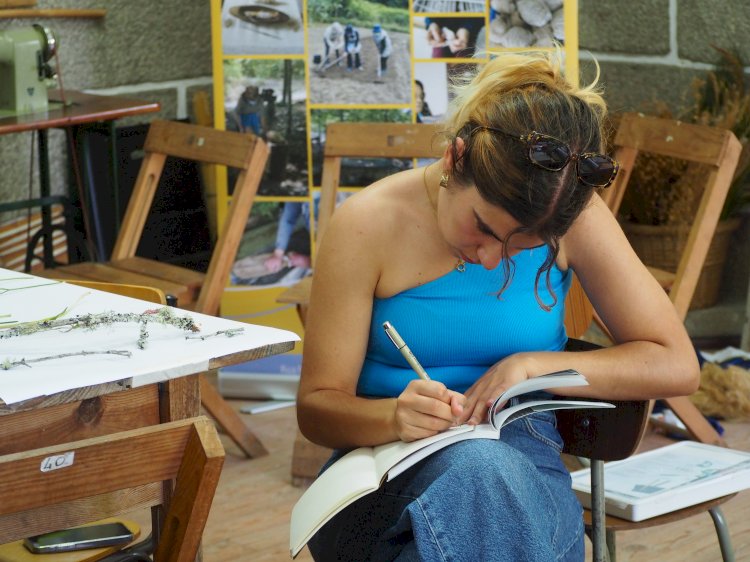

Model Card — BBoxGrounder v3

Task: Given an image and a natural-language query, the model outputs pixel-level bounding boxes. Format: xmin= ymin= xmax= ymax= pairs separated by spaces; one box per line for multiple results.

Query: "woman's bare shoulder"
xmin=558 ymin=193 xmax=621 ymax=269
xmin=312 ymin=171 xmax=425 ymax=303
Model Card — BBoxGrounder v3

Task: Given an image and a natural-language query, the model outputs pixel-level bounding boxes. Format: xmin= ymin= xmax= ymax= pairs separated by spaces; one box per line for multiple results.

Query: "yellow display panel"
xmin=209 ymin=0 xmax=579 ymax=344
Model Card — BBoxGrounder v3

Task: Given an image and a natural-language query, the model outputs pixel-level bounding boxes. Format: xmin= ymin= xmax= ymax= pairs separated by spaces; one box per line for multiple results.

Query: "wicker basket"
xmin=621 ymin=217 xmax=741 ymax=310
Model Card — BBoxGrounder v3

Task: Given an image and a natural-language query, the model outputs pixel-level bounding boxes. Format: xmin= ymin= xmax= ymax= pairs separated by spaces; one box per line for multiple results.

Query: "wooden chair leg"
xmin=291 ymin=428 xmax=331 ymax=487
xmin=663 ymin=395 xmax=725 ymax=446
xmin=199 ymin=374 xmax=268 ymax=458
xmin=162 ymin=297 xmax=268 ymax=460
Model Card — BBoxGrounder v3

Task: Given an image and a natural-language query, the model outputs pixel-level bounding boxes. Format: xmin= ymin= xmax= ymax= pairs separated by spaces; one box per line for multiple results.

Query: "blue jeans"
xmin=308 ymin=407 xmax=584 ymax=561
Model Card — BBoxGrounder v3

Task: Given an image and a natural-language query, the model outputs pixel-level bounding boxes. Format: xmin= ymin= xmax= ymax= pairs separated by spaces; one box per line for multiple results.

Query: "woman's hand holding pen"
xmin=394 ymin=380 xmax=466 ymax=442
xmin=381 ymin=322 xmax=465 ymax=441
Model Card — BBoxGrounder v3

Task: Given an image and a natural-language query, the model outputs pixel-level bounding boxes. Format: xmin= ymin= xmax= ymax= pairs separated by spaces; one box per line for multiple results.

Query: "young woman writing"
xmin=297 ymin=50 xmax=699 ymax=561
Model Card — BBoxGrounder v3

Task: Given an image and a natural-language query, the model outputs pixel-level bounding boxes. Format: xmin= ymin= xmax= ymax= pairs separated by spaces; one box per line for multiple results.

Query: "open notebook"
xmin=290 ymin=369 xmax=614 ymax=557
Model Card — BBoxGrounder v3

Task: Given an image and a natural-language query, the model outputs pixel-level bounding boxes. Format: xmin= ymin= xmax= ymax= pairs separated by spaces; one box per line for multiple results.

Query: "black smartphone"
xmin=23 ymin=521 xmax=134 ymax=553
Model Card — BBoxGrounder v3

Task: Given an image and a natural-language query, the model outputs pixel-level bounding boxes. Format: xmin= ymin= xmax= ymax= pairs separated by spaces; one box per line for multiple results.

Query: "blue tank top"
xmin=357 ymin=246 xmax=572 ymax=397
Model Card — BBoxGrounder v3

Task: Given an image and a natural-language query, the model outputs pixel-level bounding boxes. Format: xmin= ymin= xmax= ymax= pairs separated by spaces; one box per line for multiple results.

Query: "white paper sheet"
xmin=0 ymin=270 xmax=299 ymax=404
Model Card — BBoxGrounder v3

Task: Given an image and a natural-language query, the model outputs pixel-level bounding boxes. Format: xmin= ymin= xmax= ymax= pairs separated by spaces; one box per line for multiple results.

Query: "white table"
xmin=0 ymin=270 xmax=299 ymax=547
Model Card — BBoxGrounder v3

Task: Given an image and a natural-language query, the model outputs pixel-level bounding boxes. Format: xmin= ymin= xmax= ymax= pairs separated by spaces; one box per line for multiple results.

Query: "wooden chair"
xmin=286 ymin=121 xmax=447 ymax=271
xmin=559 ymin=116 xmax=742 ymax=561
xmin=39 ymin=119 xmax=267 ymax=316
xmin=280 ymin=122 xmax=443 ymax=483
xmin=563 ymin=114 xmax=743 ymax=561
xmin=0 ymin=416 xmax=224 ymax=562
xmin=37 ymin=120 xmax=271 ymax=459
xmin=597 ymin=113 xmax=743 ymax=446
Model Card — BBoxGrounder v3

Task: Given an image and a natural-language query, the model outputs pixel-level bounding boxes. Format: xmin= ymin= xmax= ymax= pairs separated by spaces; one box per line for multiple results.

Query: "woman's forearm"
xmin=297 ymin=389 xmax=399 ymax=449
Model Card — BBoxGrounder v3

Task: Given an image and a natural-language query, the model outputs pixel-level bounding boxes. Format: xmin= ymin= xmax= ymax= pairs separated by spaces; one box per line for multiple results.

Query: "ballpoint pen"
xmin=382 ymin=321 xmax=431 ymax=380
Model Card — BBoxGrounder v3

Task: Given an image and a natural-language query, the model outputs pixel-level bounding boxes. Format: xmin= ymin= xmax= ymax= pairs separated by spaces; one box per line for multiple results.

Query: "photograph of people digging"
xmin=307 ymin=0 xmax=410 ymax=105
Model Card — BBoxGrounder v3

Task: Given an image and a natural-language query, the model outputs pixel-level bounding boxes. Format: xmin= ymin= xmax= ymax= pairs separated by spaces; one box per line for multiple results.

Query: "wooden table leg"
xmin=199 ymin=373 xmax=268 ymax=458
xmin=161 ymin=374 xmax=201 ymax=423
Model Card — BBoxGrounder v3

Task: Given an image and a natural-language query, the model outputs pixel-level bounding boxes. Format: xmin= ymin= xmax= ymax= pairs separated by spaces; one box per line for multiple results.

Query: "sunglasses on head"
xmin=473 ymin=126 xmax=620 ymax=188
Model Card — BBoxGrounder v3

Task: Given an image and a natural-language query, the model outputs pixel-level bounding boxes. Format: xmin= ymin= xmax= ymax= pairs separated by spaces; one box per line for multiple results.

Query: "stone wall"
xmin=0 ymin=0 xmax=213 ymax=203
xmin=580 ymin=0 xmax=750 ymax=114
xmin=579 ymin=0 xmax=750 ymax=340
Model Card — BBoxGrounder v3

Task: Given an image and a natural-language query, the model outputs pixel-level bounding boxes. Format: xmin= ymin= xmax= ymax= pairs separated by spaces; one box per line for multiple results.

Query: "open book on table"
xmin=570 ymin=441 xmax=750 ymax=521
xmin=290 ymin=369 xmax=614 ymax=557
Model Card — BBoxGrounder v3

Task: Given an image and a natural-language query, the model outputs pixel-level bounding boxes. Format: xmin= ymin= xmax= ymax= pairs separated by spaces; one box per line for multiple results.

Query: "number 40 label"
xmin=40 ymin=451 xmax=75 ymax=472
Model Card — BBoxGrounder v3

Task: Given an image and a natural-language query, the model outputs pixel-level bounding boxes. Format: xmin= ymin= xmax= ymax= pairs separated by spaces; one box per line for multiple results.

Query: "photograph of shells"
xmin=489 ymin=0 xmax=564 ymax=49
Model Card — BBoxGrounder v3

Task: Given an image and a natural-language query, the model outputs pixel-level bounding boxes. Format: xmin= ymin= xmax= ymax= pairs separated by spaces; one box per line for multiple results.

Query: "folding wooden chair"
xmin=597 ymin=113 xmax=743 ymax=446
xmin=279 ymin=122 xmax=443 ymax=484
xmin=36 ymin=120 xmax=271 ymax=459
xmin=0 ymin=416 xmax=224 ymax=562
xmin=278 ymin=121 xmax=601 ymax=339
xmin=40 ymin=120 xmax=267 ymax=316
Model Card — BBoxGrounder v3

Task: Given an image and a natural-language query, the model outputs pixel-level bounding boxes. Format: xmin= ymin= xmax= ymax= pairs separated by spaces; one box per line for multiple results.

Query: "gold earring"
xmin=439 ymin=172 xmax=450 ymax=188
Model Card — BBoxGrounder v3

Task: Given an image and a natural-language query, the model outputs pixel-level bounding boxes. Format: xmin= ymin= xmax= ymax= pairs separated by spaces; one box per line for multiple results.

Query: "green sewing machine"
xmin=0 ymin=24 xmax=57 ymax=117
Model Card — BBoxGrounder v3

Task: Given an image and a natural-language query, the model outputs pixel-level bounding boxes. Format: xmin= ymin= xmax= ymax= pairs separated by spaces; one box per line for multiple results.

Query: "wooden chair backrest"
xmin=315 ymin=122 xmax=446 ymax=253
xmin=601 ymin=113 xmax=742 ymax=321
xmin=58 ymin=279 xmax=167 ymax=305
xmin=565 ymin=115 xmax=740 ymax=446
xmin=0 ymin=416 xmax=224 ymax=562
xmin=110 ymin=119 xmax=269 ymax=316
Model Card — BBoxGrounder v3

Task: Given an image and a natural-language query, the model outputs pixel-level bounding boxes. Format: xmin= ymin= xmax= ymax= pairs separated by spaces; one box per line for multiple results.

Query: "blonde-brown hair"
xmin=444 ymin=49 xmax=610 ymax=310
